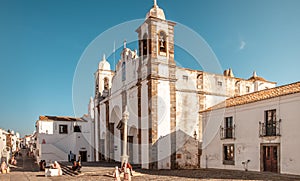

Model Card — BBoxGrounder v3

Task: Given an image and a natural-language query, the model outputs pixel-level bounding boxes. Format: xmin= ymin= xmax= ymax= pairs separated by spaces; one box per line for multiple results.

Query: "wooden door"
xmin=263 ymin=146 xmax=278 ymax=172
xmin=79 ymin=151 xmax=87 ymax=162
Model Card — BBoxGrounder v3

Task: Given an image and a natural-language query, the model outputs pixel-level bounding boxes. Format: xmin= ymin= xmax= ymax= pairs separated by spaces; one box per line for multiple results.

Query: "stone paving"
xmin=1 ymin=150 xmax=300 ymax=181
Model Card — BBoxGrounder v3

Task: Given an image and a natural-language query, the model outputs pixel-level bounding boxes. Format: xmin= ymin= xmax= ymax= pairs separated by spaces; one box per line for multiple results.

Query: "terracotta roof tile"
xmin=39 ymin=115 xmax=86 ymax=122
xmin=202 ymin=81 xmax=300 ymax=112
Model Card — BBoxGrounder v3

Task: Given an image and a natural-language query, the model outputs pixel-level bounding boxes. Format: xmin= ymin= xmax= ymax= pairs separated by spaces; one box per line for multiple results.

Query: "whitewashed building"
xmin=0 ymin=128 xmax=8 ymax=161
xmin=23 ymin=134 xmax=32 ymax=148
xmin=35 ymin=115 xmax=94 ymax=163
xmin=92 ymin=1 xmax=276 ymax=169
xmin=0 ymin=128 xmax=20 ymax=163
xmin=200 ymin=82 xmax=300 ymax=175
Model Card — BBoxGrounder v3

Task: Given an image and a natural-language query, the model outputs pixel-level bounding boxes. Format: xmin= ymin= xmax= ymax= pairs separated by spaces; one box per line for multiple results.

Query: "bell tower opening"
xmin=104 ymin=77 xmax=109 ymax=90
xmin=142 ymin=34 xmax=148 ymax=57
xmin=158 ymin=31 xmax=167 ymax=56
xmin=136 ymin=0 xmax=176 ymax=65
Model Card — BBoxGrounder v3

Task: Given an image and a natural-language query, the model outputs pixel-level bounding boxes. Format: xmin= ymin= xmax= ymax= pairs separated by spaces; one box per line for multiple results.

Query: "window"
xmin=95 ymin=84 xmax=99 ymax=95
xmin=122 ymin=62 xmax=126 ymax=81
xmin=224 ymin=117 xmax=233 ymax=139
xmin=176 ymin=154 xmax=182 ymax=159
xmin=183 ymin=75 xmax=188 ymax=81
xmin=186 ymin=153 xmax=192 ymax=160
xmin=223 ymin=144 xmax=235 ymax=165
xmin=265 ymin=109 xmax=276 ymax=136
xmin=217 ymin=81 xmax=223 ymax=86
xmin=259 ymin=109 xmax=281 ymax=137
xmin=246 ymin=86 xmax=250 ymax=93
xmin=59 ymin=125 xmax=68 ymax=134
xmin=74 ymin=125 xmax=81 ymax=133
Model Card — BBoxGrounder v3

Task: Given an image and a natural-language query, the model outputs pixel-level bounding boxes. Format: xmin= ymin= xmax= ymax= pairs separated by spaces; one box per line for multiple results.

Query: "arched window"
xmin=159 ymin=31 xmax=167 ymax=56
xmin=142 ymin=34 xmax=148 ymax=57
xmin=122 ymin=62 xmax=126 ymax=81
xmin=74 ymin=125 xmax=81 ymax=132
xmin=104 ymin=77 xmax=109 ymax=90
xmin=95 ymin=84 xmax=99 ymax=95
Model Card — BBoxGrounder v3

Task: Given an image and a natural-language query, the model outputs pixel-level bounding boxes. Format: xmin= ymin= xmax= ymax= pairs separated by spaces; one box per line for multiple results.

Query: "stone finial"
xmin=253 ymin=71 xmax=257 ymax=77
xmin=229 ymin=68 xmax=234 ymax=77
xmin=123 ymin=40 xmax=127 ymax=49
xmin=102 ymin=54 xmax=106 ymax=61
xmin=154 ymin=0 xmax=157 ymax=7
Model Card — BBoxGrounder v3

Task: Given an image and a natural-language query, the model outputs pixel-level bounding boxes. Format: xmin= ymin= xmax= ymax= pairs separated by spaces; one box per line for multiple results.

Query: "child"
xmin=1 ymin=161 xmax=9 ymax=174
xmin=113 ymin=166 xmax=121 ymax=181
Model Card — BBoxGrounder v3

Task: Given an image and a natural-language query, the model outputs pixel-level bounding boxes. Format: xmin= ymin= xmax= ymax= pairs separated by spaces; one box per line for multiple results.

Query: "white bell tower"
xmin=94 ymin=54 xmax=114 ymax=99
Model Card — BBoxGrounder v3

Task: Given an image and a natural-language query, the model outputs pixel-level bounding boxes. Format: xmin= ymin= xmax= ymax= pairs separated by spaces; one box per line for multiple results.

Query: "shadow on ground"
xmin=64 ymin=161 xmax=300 ymax=181
xmin=135 ymin=168 xmax=300 ymax=181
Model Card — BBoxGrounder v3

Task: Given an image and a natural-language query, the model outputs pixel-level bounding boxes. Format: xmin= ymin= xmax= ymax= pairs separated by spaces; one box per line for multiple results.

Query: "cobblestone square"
xmin=1 ymin=151 xmax=300 ymax=181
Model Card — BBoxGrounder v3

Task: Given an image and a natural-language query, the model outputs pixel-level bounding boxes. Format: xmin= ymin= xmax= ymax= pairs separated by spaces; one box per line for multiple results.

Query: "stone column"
xmin=121 ymin=106 xmax=129 ymax=166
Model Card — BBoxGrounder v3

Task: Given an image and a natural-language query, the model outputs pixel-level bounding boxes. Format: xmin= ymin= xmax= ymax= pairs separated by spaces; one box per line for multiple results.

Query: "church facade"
xmin=92 ymin=1 xmax=276 ymax=169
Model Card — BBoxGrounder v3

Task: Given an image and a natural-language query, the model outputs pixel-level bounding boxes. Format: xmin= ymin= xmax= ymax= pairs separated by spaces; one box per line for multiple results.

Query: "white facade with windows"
xmin=201 ymin=82 xmax=300 ymax=175
xmin=35 ymin=115 xmax=94 ymax=163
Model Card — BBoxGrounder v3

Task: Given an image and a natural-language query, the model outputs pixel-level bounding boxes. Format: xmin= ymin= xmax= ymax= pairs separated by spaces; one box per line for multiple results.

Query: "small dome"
xmin=146 ymin=1 xmax=166 ymax=20
xmin=98 ymin=54 xmax=111 ymax=70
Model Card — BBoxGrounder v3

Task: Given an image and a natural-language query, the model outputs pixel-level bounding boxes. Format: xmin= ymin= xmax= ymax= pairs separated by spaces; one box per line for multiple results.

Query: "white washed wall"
xmin=37 ymin=120 xmax=93 ymax=162
xmin=0 ymin=129 xmax=6 ymax=159
xmin=201 ymin=93 xmax=300 ymax=175
xmin=157 ymin=80 xmax=171 ymax=169
xmin=128 ymin=87 xmax=139 ymax=164
xmin=38 ymin=121 xmax=54 ymax=134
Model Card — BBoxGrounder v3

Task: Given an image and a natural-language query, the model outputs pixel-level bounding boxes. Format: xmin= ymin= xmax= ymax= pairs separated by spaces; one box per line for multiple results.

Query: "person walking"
xmin=121 ymin=161 xmax=133 ymax=181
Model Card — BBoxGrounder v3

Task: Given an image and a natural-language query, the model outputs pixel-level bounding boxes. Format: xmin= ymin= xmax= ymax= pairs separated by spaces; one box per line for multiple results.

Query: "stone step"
xmin=58 ymin=162 xmax=80 ymax=176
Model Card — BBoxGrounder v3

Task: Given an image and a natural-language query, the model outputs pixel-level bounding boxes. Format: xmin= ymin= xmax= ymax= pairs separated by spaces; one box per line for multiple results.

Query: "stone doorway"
xmin=261 ymin=143 xmax=279 ymax=173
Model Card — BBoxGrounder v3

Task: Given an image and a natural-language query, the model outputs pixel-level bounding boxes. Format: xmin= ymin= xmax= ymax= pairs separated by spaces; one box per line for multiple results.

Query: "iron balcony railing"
xmin=259 ymin=119 xmax=281 ymax=137
xmin=220 ymin=125 xmax=235 ymax=140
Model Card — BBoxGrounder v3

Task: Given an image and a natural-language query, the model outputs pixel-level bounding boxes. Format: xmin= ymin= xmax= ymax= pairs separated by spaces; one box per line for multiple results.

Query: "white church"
xmin=90 ymin=1 xmax=276 ymax=170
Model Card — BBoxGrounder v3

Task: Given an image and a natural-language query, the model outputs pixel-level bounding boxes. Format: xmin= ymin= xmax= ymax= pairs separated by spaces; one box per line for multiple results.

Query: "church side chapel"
xmin=91 ymin=0 xmax=275 ymax=169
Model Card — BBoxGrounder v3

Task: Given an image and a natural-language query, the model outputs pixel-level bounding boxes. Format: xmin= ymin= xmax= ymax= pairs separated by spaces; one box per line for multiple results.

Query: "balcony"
xmin=259 ymin=119 xmax=281 ymax=137
xmin=220 ymin=125 xmax=235 ymax=140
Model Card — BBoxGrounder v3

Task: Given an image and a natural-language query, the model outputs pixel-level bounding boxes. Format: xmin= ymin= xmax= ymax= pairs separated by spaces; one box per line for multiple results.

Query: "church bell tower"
xmin=136 ymin=0 xmax=177 ymax=170
xmin=136 ymin=0 xmax=176 ymax=70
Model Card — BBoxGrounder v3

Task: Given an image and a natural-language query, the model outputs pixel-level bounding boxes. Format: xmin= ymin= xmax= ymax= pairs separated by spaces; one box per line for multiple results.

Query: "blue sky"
xmin=0 ymin=0 xmax=300 ymax=136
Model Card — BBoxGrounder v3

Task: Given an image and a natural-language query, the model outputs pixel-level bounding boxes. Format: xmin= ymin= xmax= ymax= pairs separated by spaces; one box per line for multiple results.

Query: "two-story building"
xmin=35 ymin=115 xmax=94 ymax=163
xmin=200 ymin=81 xmax=300 ymax=175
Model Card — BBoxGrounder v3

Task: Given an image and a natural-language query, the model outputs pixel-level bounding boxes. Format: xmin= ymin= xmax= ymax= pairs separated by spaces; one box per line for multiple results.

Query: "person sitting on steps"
xmin=50 ymin=161 xmax=62 ymax=176
xmin=72 ymin=156 xmax=82 ymax=172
